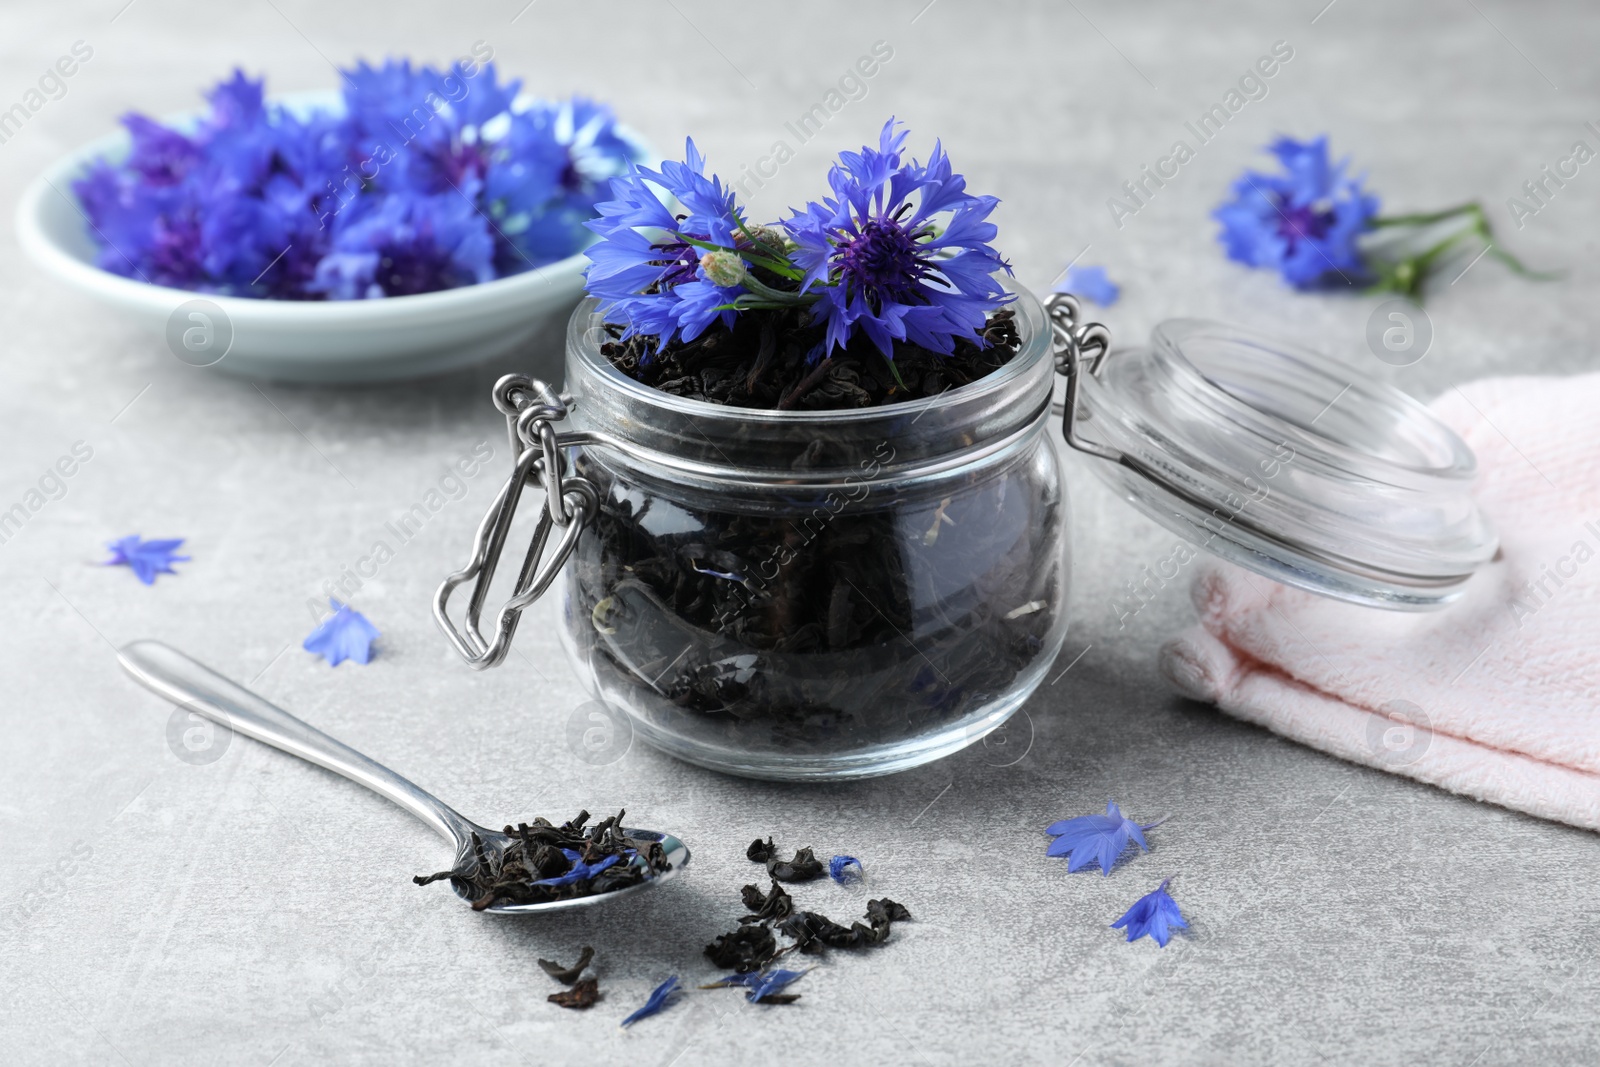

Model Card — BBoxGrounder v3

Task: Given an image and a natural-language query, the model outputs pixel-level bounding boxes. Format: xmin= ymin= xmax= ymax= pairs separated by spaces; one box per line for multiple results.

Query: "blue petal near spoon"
xmin=117 ymin=639 xmax=688 ymax=914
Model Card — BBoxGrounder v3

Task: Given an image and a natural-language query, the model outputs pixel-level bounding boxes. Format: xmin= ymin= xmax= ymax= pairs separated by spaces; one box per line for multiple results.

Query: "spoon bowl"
xmin=118 ymin=640 xmax=688 ymax=914
xmin=438 ymin=824 xmax=690 ymax=915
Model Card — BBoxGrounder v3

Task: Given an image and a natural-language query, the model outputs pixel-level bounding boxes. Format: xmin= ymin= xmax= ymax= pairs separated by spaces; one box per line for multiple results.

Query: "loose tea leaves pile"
xmin=601 ymin=307 xmax=1021 ymax=412
xmin=779 ymin=899 xmax=911 ymax=953
xmin=413 ymin=810 xmax=671 ymax=910
xmin=569 ymin=404 xmax=1064 ymax=760
xmin=702 ymin=838 xmax=913 ymax=982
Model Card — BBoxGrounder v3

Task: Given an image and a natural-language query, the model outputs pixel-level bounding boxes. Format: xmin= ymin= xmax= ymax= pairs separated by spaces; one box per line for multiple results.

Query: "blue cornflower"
xmin=75 ymin=71 xmax=342 ymax=297
xmin=1111 ymin=879 xmax=1187 ymax=947
xmin=310 ymin=187 xmax=496 ymax=298
xmin=1045 ymin=800 xmax=1164 ymax=876
xmin=74 ymin=63 xmax=639 ymax=300
xmin=1056 ymin=264 xmax=1120 ymax=307
xmin=104 ymin=535 xmax=189 ymax=585
xmin=302 ymin=599 xmax=381 ymax=666
xmin=340 ymin=59 xmax=513 ymax=196
xmin=1213 ymin=135 xmax=1379 ymax=290
xmin=488 ymin=97 xmax=640 ymax=269
xmin=584 ymin=138 xmax=761 ymax=352
xmin=784 ymin=118 xmax=1012 ymax=358
xmin=828 ymin=855 xmax=863 ymax=884
xmin=621 ymin=976 xmax=682 ymax=1027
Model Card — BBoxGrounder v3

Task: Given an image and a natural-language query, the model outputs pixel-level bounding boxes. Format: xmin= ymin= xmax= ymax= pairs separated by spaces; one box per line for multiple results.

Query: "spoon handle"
xmin=119 ymin=639 xmax=476 ymax=846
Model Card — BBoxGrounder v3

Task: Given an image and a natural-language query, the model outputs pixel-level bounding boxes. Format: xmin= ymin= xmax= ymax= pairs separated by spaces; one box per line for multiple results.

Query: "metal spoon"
xmin=117 ymin=639 xmax=688 ymax=914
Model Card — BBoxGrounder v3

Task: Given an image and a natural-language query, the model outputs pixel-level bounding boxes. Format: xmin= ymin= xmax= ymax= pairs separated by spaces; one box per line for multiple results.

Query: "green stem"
xmin=741 ymin=274 xmax=818 ymax=306
xmin=1370 ymin=202 xmax=1482 ymax=228
xmin=1364 ymin=199 xmax=1561 ymax=299
xmin=884 ymin=353 xmax=908 ymax=392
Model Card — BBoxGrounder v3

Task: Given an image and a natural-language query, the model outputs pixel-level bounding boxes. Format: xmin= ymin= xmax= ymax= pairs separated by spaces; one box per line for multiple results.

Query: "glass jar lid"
xmin=1055 ymin=305 xmax=1497 ymax=610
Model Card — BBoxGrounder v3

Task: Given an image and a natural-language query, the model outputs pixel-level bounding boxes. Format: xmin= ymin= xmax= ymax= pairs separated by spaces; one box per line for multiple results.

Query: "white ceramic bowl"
xmin=15 ymin=92 xmax=645 ymax=383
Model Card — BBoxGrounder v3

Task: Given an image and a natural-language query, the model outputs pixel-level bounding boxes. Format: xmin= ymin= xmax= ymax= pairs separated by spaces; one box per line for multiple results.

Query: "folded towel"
xmin=1158 ymin=371 xmax=1600 ymax=831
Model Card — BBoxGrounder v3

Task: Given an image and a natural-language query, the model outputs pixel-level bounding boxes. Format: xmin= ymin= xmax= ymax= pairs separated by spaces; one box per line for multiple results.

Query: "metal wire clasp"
xmin=1045 ymin=291 xmax=1122 ymax=464
xmin=433 ymin=374 xmax=597 ymax=670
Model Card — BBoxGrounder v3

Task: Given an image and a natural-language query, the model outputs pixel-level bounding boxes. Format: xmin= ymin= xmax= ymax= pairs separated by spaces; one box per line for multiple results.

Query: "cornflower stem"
xmin=1363 ymin=200 xmax=1559 ymax=300
xmin=741 ymin=274 xmax=819 ymax=307
xmin=1370 ymin=202 xmax=1484 ymax=229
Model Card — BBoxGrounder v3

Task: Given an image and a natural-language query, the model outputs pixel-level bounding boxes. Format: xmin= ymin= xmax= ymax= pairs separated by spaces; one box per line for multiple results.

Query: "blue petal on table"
xmin=744 ymin=967 xmax=807 ymax=1003
xmin=704 ymin=968 xmax=808 ymax=1002
xmin=621 ymin=976 xmax=682 ymax=1027
xmin=302 ymin=599 xmax=381 ymax=666
xmin=1110 ymin=879 xmax=1187 ymax=947
xmin=104 ymin=535 xmax=189 ymax=585
xmin=1045 ymin=800 xmax=1161 ymax=875
xmin=828 ymin=854 xmax=863 ymax=883
xmin=1053 ymin=264 xmax=1120 ymax=306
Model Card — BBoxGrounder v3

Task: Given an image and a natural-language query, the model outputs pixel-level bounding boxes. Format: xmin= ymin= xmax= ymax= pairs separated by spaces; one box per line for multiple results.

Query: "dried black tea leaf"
xmin=740 ymin=880 xmax=794 ymax=923
xmin=412 ymin=810 xmax=671 ymax=910
xmin=866 ymin=898 xmax=912 ymax=925
xmin=746 ymin=837 xmax=776 ymax=863
xmin=704 ymin=923 xmax=779 ymax=973
xmin=603 ymin=308 xmax=1021 ymax=413
xmin=538 ymin=946 xmax=595 ymax=985
xmin=778 ymin=898 xmax=914 ymax=953
xmin=548 ymin=977 xmax=600 ymax=1010
xmin=767 ymin=847 xmax=825 ymax=883
xmin=777 ymin=911 xmax=864 ymax=952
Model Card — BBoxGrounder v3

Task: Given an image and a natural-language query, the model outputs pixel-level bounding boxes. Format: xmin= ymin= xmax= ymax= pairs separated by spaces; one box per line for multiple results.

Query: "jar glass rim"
xmin=1149 ymin=318 xmax=1477 ymax=483
xmin=563 ymin=278 xmax=1056 ymax=479
xmin=566 ymin=277 xmax=1051 ymax=425
xmin=1073 ymin=316 xmax=1497 ymax=608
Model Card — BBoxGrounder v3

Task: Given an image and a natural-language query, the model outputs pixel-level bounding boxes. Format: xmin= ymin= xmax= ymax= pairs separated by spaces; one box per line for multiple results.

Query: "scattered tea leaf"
xmin=703 ymin=923 xmax=779 ymax=973
xmin=538 ymin=946 xmax=595 ymax=985
xmin=767 ymin=846 xmax=825 ymax=883
xmin=778 ymin=911 xmax=863 ymax=952
xmin=740 ymin=880 xmax=794 ymax=923
xmin=746 ymin=837 xmax=776 ymax=863
xmin=778 ymin=897 xmax=912 ymax=953
xmin=866 ymin=898 xmax=912 ymax=925
xmin=548 ymin=976 xmax=601 ymax=1010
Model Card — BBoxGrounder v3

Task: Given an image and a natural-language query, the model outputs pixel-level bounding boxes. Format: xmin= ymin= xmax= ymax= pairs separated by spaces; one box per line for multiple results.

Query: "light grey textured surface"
xmin=2 ymin=2 xmax=1598 ymax=1064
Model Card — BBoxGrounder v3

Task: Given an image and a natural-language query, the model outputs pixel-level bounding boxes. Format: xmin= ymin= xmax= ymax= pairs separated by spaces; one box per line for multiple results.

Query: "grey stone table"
xmin=2 ymin=2 xmax=1596 ymax=1064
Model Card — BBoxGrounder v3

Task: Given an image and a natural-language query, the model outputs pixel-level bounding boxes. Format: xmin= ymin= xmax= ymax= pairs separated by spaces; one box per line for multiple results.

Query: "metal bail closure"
xmin=433 ymin=375 xmax=597 ymax=670
xmin=1044 ymin=297 xmax=1498 ymax=611
xmin=1046 ymin=292 xmax=1118 ymax=463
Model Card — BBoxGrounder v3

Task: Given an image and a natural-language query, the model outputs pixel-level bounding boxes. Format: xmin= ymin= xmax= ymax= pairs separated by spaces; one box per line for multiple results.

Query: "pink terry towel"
xmin=1158 ymin=371 xmax=1600 ymax=831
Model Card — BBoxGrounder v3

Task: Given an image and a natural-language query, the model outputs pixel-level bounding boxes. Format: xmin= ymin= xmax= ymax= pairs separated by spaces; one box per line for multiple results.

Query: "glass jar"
xmin=435 ymin=282 xmax=1497 ymax=781
xmin=556 ymin=286 xmax=1066 ymax=780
